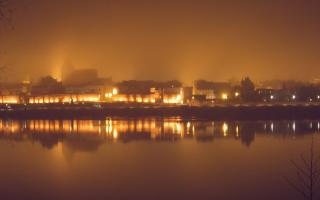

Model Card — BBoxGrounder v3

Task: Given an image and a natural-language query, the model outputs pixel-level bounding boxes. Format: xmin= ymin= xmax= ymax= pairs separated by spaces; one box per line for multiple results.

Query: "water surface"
xmin=0 ymin=118 xmax=318 ymax=199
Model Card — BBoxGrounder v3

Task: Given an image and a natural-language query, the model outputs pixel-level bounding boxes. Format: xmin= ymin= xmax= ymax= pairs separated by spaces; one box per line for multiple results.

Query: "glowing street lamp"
xmin=270 ymin=95 xmax=274 ymax=100
xmin=112 ymin=88 xmax=118 ymax=95
xmin=222 ymin=93 xmax=228 ymax=100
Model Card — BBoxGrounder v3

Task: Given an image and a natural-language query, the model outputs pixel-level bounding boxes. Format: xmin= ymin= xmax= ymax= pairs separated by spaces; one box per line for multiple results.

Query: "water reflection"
xmin=0 ymin=118 xmax=319 ymax=151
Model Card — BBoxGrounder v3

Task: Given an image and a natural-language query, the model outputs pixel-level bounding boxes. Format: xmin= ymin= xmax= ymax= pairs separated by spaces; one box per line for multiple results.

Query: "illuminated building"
xmin=193 ymin=80 xmax=231 ymax=101
xmin=111 ymin=93 xmax=158 ymax=103
xmin=183 ymin=87 xmax=193 ymax=103
xmin=114 ymin=80 xmax=184 ymax=104
xmin=162 ymin=87 xmax=184 ymax=104
xmin=0 ymin=95 xmax=20 ymax=104
xmin=28 ymin=93 xmax=101 ymax=104
xmin=221 ymin=93 xmax=228 ymax=100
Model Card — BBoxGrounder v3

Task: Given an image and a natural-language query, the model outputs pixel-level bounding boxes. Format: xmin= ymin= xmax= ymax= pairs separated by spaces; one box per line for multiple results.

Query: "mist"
xmin=0 ymin=0 xmax=320 ymax=83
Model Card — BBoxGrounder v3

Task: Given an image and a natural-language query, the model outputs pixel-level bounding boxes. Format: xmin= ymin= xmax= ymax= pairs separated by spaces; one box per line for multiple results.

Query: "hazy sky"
xmin=0 ymin=0 xmax=320 ymax=83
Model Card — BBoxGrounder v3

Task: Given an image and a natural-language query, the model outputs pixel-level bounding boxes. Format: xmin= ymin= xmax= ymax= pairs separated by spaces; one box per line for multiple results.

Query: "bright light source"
xmin=270 ymin=95 xmax=274 ymax=100
xmin=236 ymin=125 xmax=239 ymax=137
xmin=187 ymin=122 xmax=191 ymax=129
xmin=222 ymin=122 xmax=228 ymax=136
xmin=292 ymin=122 xmax=296 ymax=132
xmin=292 ymin=95 xmax=296 ymax=100
xmin=222 ymin=93 xmax=228 ymax=100
xmin=113 ymin=129 xmax=118 ymax=139
xmin=235 ymin=92 xmax=240 ymax=97
xmin=112 ymin=88 xmax=118 ymax=95
xmin=150 ymin=87 xmax=156 ymax=93
xmin=105 ymin=93 xmax=112 ymax=98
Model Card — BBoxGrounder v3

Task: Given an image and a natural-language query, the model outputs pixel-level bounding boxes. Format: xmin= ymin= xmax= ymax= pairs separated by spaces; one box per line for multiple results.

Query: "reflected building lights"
xmin=236 ymin=125 xmax=239 ymax=137
xmin=186 ymin=122 xmax=191 ymax=135
xmin=0 ymin=119 xmax=318 ymax=146
xmin=113 ymin=129 xmax=118 ymax=139
xmin=192 ymin=125 xmax=195 ymax=136
xmin=222 ymin=122 xmax=228 ymax=137
xmin=292 ymin=122 xmax=296 ymax=132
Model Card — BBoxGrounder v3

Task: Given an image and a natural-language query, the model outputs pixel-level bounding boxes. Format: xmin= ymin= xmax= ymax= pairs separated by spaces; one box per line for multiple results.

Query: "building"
xmin=256 ymin=88 xmax=275 ymax=101
xmin=112 ymin=80 xmax=159 ymax=103
xmin=162 ymin=87 xmax=183 ymax=104
xmin=112 ymin=80 xmax=184 ymax=104
xmin=28 ymin=93 xmax=100 ymax=104
xmin=256 ymin=88 xmax=297 ymax=102
xmin=183 ymin=87 xmax=193 ymax=103
xmin=194 ymin=80 xmax=231 ymax=101
xmin=60 ymin=63 xmax=114 ymax=101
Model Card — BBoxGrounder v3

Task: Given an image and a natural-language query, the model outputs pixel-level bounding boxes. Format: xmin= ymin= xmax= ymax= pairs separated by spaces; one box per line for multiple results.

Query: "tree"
xmin=37 ymin=76 xmax=59 ymax=86
xmin=32 ymin=76 xmax=65 ymax=94
xmin=285 ymin=137 xmax=320 ymax=200
xmin=240 ymin=77 xmax=256 ymax=102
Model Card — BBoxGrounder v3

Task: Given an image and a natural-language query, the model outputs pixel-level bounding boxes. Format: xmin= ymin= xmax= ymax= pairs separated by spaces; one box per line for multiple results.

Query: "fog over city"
xmin=1 ymin=0 xmax=320 ymax=83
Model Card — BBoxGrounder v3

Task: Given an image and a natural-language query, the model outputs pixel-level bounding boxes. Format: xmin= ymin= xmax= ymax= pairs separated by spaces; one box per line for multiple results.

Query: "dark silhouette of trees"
xmin=285 ymin=137 xmax=320 ymax=200
xmin=240 ymin=123 xmax=255 ymax=146
xmin=37 ymin=76 xmax=59 ymax=85
xmin=240 ymin=77 xmax=256 ymax=102
xmin=31 ymin=76 xmax=65 ymax=94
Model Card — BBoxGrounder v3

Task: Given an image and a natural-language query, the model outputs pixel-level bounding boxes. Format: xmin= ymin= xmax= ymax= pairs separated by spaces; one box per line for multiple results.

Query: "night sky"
xmin=0 ymin=0 xmax=320 ymax=83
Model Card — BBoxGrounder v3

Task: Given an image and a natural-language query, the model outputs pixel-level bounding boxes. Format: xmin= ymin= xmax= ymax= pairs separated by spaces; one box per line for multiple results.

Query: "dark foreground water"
xmin=0 ymin=118 xmax=319 ymax=200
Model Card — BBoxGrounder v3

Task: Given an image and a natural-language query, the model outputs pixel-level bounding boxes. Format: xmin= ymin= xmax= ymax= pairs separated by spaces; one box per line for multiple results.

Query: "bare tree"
xmin=285 ymin=136 xmax=320 ymax=200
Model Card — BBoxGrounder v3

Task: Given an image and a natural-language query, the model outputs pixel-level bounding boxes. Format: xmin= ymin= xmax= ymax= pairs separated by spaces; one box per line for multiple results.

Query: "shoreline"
xmin=0 ymin=103 xmax=320 ymax=120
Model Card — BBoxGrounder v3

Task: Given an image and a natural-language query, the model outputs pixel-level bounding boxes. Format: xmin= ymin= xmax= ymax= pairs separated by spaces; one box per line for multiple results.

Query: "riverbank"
xmin=0 ymin=103 xmax=320 ymax=120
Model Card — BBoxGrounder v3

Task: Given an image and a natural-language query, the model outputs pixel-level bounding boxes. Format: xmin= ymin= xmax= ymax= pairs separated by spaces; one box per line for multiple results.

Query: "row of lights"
xmin=270 ymin=94 xmax=320 ymax=100
xmin=221 ymin=92 xmax=240 ymax=100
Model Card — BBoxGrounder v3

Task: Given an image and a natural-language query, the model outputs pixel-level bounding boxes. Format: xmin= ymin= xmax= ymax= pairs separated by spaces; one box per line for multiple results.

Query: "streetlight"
xmin=222 ymin=93 xmax=228 ymax=100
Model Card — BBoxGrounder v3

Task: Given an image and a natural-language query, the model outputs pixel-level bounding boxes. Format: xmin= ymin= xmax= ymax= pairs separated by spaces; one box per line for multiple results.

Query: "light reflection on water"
xmin=0 ymin=118 xmax=319 ymax=149
xmin=0 ymin=118 xmax=320 ymax=148
xmin=0 ymin=118 xmax=319 ymax=200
